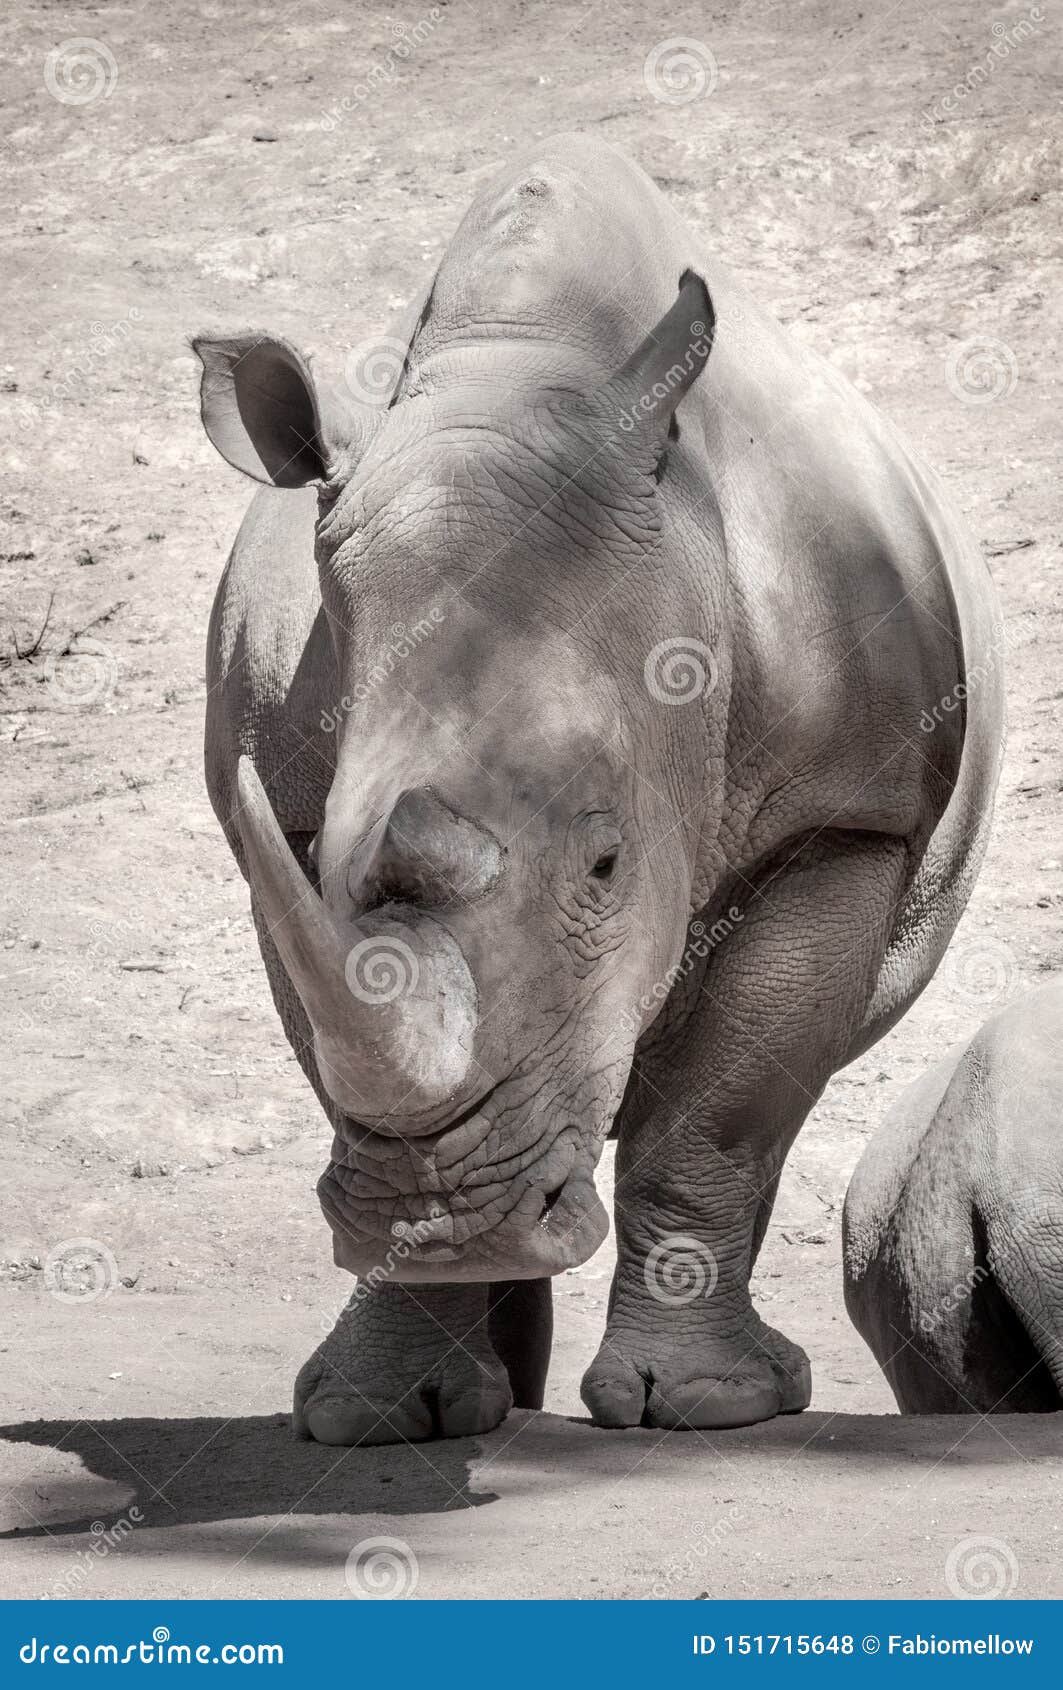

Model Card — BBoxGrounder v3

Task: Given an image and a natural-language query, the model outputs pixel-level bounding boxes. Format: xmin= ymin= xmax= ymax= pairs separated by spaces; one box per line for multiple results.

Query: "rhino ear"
xmin=606 ymin=270 xmax=714 ymax=451
xmin=191 ymin=332 xmax=369 ymax=488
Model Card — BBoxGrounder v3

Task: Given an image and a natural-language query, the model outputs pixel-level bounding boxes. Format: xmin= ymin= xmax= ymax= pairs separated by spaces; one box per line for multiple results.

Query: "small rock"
xmin=131 ymin=1157 xmax=171 ymax=1179
xmin=252 ymin=128 xmax=279 ymax=143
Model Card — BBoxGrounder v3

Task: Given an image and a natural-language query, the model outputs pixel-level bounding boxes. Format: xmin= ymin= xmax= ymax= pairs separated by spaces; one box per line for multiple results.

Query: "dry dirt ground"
xmin=2 ymin=0 xmax=1062 ymax=1602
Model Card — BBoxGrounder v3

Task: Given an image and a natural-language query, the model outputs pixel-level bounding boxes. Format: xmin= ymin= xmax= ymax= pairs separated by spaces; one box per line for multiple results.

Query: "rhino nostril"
xmin=539 ymin=1184 xmax=566 ymax=1224
xmin=347 ymin=788 xmax=502 ymax=913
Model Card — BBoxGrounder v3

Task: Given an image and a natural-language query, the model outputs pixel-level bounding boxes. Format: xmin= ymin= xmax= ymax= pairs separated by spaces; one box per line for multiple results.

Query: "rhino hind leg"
xmin=848 ymin=1232 xmax=1060 ymax=1415
xmin=293 ymin=1282 xmax=513 ymax=1445
xmin=845 ymin=1023 xmax=1063 ymax=1414
xmin=487 ymin=1279 xmax=553 ymax=1410
xmin=978 ymin=1201 xmax=1063 ymax=1412
xmin=873 ymin=1268 xmax=1062 ymax=1415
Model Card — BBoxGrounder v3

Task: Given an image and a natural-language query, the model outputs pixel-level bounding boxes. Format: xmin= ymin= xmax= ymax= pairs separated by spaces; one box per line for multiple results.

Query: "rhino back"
xmin=415 ymin=135 xmax=992 ymax=859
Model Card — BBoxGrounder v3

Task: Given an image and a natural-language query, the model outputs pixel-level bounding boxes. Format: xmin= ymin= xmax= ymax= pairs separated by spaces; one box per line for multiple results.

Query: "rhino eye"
xmin=590 ymin=850 xmax=618 ymax=882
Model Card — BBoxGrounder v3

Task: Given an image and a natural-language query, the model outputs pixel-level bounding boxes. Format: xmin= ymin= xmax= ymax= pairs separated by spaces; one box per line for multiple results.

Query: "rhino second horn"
xmin=234 ymin=757 xmax=479 ymax=1125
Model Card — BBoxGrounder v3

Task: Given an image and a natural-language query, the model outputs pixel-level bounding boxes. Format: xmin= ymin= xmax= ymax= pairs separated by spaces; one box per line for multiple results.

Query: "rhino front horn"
xmin=234 ymin=757 xmax=479 ymax=1126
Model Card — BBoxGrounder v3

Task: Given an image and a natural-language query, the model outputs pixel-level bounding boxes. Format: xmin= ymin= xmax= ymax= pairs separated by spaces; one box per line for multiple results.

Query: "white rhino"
xmin=193 ymin=133 xmax=1003 ymax=1444
xmin=845 ymin=981 xmax=1063 ymax=1412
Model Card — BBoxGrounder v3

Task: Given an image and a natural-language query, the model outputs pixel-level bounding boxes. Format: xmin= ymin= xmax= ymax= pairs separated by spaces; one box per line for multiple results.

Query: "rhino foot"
xmin=293 ymin=1282 xmax=512 ymax=1445
xmin=580 ymin=1315 xmax=811 ymax=1430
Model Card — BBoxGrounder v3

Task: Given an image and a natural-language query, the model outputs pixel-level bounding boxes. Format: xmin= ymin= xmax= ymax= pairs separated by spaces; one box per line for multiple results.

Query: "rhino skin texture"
xmin=845 ymin=981 xmax=1063 ymax=1414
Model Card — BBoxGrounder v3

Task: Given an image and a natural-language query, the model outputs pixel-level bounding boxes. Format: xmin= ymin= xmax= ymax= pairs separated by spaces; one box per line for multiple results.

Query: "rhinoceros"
xmin=193 ymin=132 xmax=1003 ymax=1444
xmin=844 ymin=982 xmax=1063 ymax=1413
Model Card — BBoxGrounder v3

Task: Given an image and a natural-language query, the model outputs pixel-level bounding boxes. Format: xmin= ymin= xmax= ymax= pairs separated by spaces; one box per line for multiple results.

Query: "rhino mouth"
xmin=324 ymin=1170 xmax=609 ymax=1282
xmin=318 ymin=1096 xmax=611 ymax=1281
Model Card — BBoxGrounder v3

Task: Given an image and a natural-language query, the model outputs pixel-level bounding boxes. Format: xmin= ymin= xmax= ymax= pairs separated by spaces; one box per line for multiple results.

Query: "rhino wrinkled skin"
xmin=845 ymin=982 xmax=1063 ymax=1413
xmin=194 ymin=134 xmax=1004 ymax=1444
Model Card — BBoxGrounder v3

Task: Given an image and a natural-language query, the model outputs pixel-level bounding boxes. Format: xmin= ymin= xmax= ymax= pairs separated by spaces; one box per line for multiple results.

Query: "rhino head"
xmin=193 ymin=273 xmax=721 ymax=1282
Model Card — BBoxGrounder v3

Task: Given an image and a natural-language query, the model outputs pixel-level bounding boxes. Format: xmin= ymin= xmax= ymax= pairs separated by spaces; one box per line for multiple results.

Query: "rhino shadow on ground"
xmin=0 ymin=1413 xmax=495 ymax=1539
xmin=567 ymin=1406 xmax=1062 ymax=1457
xmin=5 ymin=1407 xmax=1060 ymax=1549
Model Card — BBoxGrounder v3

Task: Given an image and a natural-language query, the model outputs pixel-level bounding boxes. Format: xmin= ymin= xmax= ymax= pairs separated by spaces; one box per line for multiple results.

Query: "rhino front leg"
xmin=294 ymin=1282 xmax=514 ymax=1445
xmin=582 ymin=833 xmax=909 ymax=1430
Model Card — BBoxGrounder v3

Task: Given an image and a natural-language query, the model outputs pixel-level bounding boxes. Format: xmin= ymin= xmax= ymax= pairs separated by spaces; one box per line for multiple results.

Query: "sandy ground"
xmin=2 ymin=0 xmax=1062 ymax=1601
